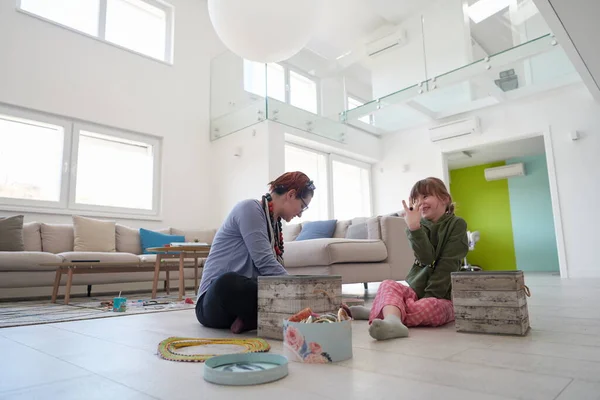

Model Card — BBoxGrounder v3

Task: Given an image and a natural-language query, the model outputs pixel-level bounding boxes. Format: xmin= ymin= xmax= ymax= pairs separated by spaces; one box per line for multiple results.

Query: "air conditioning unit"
xmin=365 ymin=29 xmax=407 ymax=57
xmin=484 ymin=163 xmax=526 ymax=181
xmin=428 ymin=117 xmax=480 ymax=142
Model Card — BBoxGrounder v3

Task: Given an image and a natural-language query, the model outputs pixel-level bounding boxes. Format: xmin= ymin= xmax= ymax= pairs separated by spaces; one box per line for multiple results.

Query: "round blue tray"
xmin=203 ymin=353 xmax=288 ymax=386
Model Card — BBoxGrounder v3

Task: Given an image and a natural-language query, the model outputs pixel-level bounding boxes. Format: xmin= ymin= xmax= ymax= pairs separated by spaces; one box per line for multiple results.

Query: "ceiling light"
xmin=467 ymin=0 xmax=514 ymax=24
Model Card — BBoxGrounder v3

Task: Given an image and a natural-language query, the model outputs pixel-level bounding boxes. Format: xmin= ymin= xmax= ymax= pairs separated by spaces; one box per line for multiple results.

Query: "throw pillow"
xmin=41 ymin=223 xmax=74 ymax=253
xmin=0 ymin=215 xmax=25 ymax=251
xmin=73 ymin=216 xmax=116 ymax=252
xmin=139 ymin=228 xmax=185 ymax=254
xmin=367 ymin=216 xmax=382 ymax=240
xmin=282 ymin=223 xmax=302 ymax=242
xmin=295 ymin=220 xmax=337 ymax=241
xmin=345 ymin=222 xmax=368 ymax=240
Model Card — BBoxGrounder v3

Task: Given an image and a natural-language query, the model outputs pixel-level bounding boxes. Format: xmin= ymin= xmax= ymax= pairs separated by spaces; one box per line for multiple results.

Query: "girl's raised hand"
xmin=402 ymin=200 xmax=421 ymax=231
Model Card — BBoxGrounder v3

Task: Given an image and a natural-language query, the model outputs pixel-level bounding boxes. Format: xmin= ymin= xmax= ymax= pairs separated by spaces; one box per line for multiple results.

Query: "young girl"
xmin=351 ymin=177 xmax=468 ymax=340
xmin=196 ymin=171 xmax=315 ymax=334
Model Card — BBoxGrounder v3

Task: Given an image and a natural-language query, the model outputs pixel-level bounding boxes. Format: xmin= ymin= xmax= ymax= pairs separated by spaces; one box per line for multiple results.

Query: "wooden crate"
xmin=451 ymin=271 xmax=530 ymax=336
xmin=257 ymin=275 xmax=342 ymax=340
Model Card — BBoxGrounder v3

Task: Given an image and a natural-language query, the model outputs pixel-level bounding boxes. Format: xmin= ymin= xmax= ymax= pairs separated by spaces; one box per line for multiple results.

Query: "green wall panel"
xmin=450 ymin=162 xmax=517 ymax=271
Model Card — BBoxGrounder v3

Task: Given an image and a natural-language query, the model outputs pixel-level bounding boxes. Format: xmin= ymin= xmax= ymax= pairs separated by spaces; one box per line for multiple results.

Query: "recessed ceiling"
xmin=447 ymin=136 xmax=545 ymax=170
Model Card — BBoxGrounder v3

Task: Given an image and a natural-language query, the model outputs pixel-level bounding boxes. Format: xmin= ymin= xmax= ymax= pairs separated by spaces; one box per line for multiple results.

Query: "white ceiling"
xmin=308 ymin=0 xmax=437 ymax=61
xmin=447 ymin=136 xmax=545 ymax=170
xmin=299 ymin=0 xmax=529 ymax=87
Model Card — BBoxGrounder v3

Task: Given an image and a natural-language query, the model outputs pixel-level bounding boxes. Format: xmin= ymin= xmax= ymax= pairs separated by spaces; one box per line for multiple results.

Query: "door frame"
xmin=440 ymin=128 xmax=568 ymax=278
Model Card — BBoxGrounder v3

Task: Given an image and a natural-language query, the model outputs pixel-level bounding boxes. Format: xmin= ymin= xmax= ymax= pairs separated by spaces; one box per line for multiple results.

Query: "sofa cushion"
xmin=0 ymin=251 xmax=62 ymax=271
xmin=0 ymin=215 xmax=24 ymax=251
xmin=367 ymin=216 xmax=382 ymax=240
xmin=296 ymin=220 xmax=337 ymax=241
xmin=73 ymin=216 xmax=116 ymax=252
xmin=284 ymin=238 xmax=387 ymax=268
xmin=351 ymin=217 xmax=368 ymax=226
xmin=171 ymin=228 xmax=217 ymax=244
xmin=139 ymin=229 xmax=185 ymax=254
xmin=41 ymin=223 xmax=74 ymax=253
xmin=116 ymin=225 xmax=170 ymax=254
xmin=23 ymin=222 xmax=42 ymax=252
xmin=58 ymin=252 xmax=140 ymax=264
xmin=282 ymin=223 xmax=302 ymax=242
xmin=345 ymin=222 xmax=368 ymax=240
xmin=333 ymin=220 xmax=352 ymax=238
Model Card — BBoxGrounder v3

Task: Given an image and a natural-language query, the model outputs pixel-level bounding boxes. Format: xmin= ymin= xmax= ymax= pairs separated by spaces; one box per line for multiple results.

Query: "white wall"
xmin=0 ymin=0 xmax=222 ymax=230
xmin=210 ymin=124 xmax=272 ymax=224
xmin=374 ymin=83 xmax=600 ymax=278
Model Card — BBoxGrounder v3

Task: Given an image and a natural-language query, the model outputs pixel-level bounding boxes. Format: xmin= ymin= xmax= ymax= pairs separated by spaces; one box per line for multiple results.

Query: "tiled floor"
xmin=1 ymin=274 xmax=600 ymax=399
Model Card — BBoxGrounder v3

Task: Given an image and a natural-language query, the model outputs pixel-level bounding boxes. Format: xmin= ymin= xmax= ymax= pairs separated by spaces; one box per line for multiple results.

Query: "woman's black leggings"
xmin=195 ymin=272 xmax=258 ymax=329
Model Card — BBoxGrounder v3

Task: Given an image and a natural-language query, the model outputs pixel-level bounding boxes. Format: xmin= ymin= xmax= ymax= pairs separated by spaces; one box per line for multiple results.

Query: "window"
xmin=244 ymin=60 xmax=319 ymax=114
xmin=243 ymin=61 xmax=286 ymax=102
xmin=18 ymin=0 xmax=173 ymax=63
xmin=73 ymin=127 xmax=157 ymax=211
xmin=284 ymin=144 xmax=328 ymax=222
xmin=0 ymin=106 xmax=161 ymax=217
xmin=0 ymin=113 xmax=67 ymax=206
xmin=331 ymin=157 xmax=372 ymax=220
xmin=284 ymin=143 xmax=373 ymax=222
xmin=347 ymin=96 xmax=373 ymax=125
xmin=290 ymin=71 xmax=318 ymax=114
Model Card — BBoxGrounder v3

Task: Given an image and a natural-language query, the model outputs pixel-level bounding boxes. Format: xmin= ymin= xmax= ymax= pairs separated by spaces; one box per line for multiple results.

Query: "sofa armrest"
xmin=380 ymin=216 xmax=414 ymax=281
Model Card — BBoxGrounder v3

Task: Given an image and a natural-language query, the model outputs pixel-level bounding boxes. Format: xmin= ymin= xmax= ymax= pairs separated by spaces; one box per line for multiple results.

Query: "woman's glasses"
xmin=300 ymin=197 xmax=309 ymax=212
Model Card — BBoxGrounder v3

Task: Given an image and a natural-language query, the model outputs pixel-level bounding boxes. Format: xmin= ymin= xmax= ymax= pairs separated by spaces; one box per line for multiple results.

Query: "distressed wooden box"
xmin=451 ymin=271 xmax=530 ymax=336
xmin=257 ymin=275 xmax=342 ymax=340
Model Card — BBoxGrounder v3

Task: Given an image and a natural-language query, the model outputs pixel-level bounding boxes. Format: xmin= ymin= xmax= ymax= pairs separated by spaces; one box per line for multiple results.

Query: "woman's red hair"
xmin=269 ymin=171 xmax=315 ymax=199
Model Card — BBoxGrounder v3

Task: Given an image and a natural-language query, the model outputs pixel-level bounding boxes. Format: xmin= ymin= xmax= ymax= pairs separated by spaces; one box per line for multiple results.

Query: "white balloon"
xmin=208 ymin=0 xmax=320 ymax=63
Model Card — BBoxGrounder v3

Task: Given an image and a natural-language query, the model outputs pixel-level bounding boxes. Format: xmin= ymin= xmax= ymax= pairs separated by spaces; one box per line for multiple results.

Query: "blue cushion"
xmin=296 ymin=220 xmax=337 ymax=241
xmin=139 ymin=228 xmax=185 ymax=254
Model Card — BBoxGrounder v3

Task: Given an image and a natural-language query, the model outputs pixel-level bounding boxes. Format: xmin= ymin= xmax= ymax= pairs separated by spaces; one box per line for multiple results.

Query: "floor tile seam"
xmin=0 ymin=374 xmax=94 ymax=396
xmin=329 ymin=355 xmax=523 ymax=399
xmin=0 ymin=336 xmax=160 ymax=399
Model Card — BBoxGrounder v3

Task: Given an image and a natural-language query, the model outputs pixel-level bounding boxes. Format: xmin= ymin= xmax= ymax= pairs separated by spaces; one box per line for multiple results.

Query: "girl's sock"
xmin=368 ymin=314 xmax=409 ymax=340
xmin=349 ymin=305 xmax=371 ymax=320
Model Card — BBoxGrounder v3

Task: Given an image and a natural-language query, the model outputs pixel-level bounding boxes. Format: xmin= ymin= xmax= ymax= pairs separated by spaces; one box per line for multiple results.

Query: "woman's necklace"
xmin=263 ymin=194 xmax=284 ymax=258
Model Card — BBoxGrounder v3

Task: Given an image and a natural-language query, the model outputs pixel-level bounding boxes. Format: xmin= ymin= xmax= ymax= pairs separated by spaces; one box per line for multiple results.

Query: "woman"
xmin=351 ymin=177 xmax=468 ymax=340
xmin=196 ymin=171 xmax=315 ymax=334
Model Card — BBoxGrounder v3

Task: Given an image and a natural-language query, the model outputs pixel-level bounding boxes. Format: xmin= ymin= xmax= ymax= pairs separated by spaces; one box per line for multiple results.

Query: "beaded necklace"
xmin=262 ymin=193 xmax=284 ymax=265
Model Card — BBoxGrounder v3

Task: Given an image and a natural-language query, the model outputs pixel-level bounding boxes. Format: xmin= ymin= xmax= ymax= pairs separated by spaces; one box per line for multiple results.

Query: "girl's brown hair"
xmin=409 ymin=177 xmax=455 ymax=214
xmin=269 ymin=171 xmax=315 ymax=199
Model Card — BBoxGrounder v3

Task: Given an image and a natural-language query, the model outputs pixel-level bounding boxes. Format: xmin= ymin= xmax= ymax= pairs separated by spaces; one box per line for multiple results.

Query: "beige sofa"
xmin=0 ymin=221 xmax=217 ymax=290
xmin=0 ymin=214 xmax=415 ymax=295
xmin=282 ymin=215 xmax=415 ymax=284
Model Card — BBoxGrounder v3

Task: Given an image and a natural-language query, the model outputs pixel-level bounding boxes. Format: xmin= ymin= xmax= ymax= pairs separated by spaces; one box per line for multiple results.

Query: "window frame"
xmin=68 ymin=122 xmax=162 ymax=217
xmin=330 ymin=153 xmax=374 ymax=220
xmin=0 ymin=104 xmax=163 ymax=220
xmin=244 ymin=60 xmax=321 ymax=115
xmin=0 ymin=106 xmax=73 ymax=211
xmin=284 ymin=64 xmax=321 ymax=115
xmin=284 ymin=142 xmax=331 ymax=221
xmin=16 ymin=0 xmax=175 ymax=64
xmin=283 ymin=142 xmax=373 ymax=221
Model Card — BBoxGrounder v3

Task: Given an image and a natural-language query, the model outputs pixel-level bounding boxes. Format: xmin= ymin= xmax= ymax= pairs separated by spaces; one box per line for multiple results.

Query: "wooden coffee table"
xmin=46 ymin=262 xmax=190 ymax=305
xmin=148 ymin=245 xmax=211 ymax=301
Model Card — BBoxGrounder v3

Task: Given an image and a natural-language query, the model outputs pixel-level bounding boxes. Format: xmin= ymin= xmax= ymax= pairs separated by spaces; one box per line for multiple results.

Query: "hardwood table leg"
xmin=165 ymin=270 xmax=170 ymax=295
xmin=51 ymin=268 xmax=62 ymax=303
xmin=178 ymin=253 xmax=185 ymax=301
xmin=194 ymin=256 xmax=199 ymax=295
xmin=152 ymin=255 xmax=162 ymax=299
xmin=64 ymin=268 xmax=74 ymax=305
